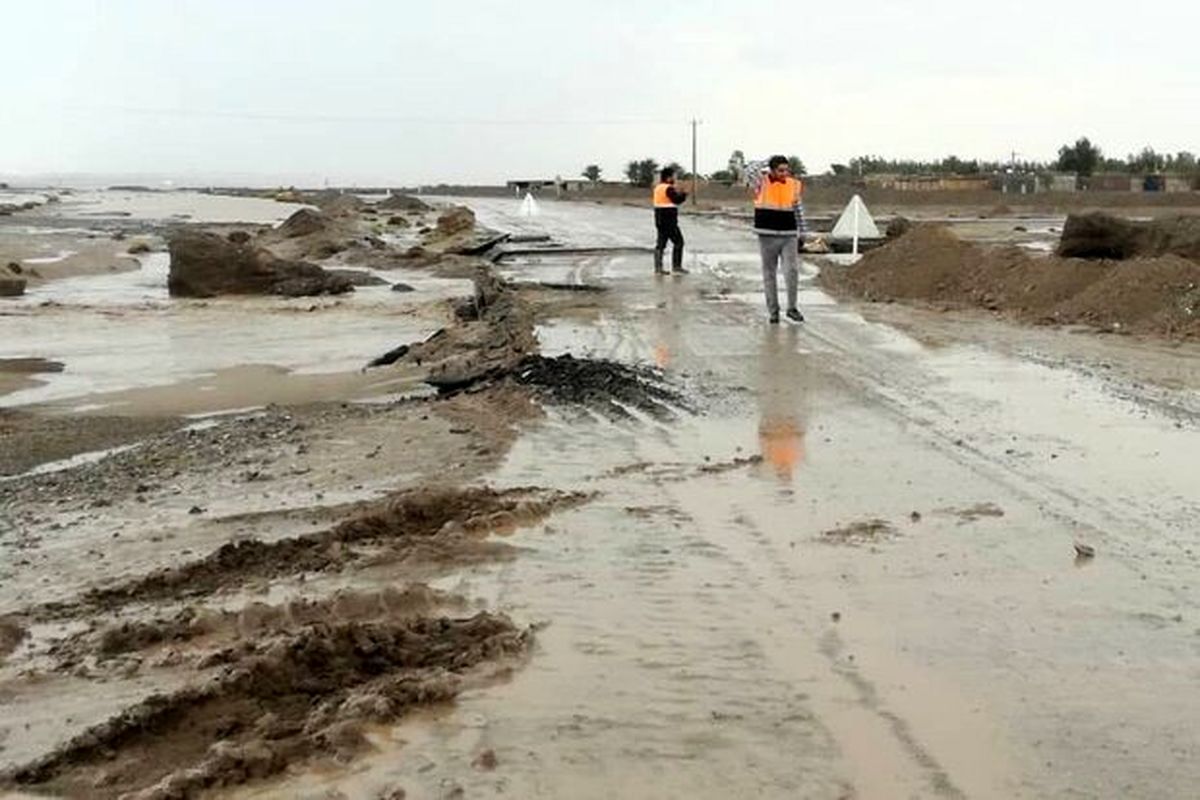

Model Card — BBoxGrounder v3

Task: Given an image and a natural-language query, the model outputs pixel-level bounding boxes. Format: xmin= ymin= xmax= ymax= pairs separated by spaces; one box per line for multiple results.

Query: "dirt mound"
xmin=886 ymin=216 xmax=913 ymax=239
xmin=435 ymin=206 xmax=475 ymax=235
xmin=821 ymin=224 xmax=1200 ymax=339
xmin=402 ymin=267 xmax=539 ymax=390
xmin=7 ymin=614 xmax=526 ymax=799
xmin=1058 ymin=212 xmax=1200 ymax=260
xmin=277 ymin=208 xmax=329 ymax=238
xmin=378 ymin=194 xmax=431 ymax=212
xmin=320 ymin=194 xmax=366 ymax=217
xmin=1050 ymin=255 xmax=1200 ymax=336
xmin=420 ymin=206 xmax=507 ymax=256
xmin=822 ymin=224 xmax=986 ymax=302
xmin=372 ymin=267 xmax=688 ymax=413
xmin=167 ymin=230 xmax=354 ymax=298
xmin=33 ymin=485 xmax=583 ymax=619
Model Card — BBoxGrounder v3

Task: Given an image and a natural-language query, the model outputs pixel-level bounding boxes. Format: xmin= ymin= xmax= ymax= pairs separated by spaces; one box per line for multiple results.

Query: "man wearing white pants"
xmin=751 ymin=155 xmax=807 ymax=324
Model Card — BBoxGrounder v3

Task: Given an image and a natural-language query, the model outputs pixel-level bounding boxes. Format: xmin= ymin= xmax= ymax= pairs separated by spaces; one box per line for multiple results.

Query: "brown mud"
xmin=822 ymin=518 xmax=898 ymax=544
xmin=48 ymin=585 xmax=467 ymax=670
xmin=820 ymin=224 xmax=1200 ymax=339
xmin=374 ymin=266 xmax=688 ymax=417
xmin=0 ymin=615 xmax=26 ymax=662
xmin=29 ymin=485 xmax=586 ymax=621
xmin=6 ymin=614 xmax=527 ymax=800
xmin=0 ymin=409 xmax=180 ymax=477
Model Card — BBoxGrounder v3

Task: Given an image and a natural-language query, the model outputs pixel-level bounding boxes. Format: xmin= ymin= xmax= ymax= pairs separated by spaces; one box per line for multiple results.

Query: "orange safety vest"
xmin=754 ymin=177 xmax=803 ymax=232
xmin=653 ymin=182 xmax=676 ymax=208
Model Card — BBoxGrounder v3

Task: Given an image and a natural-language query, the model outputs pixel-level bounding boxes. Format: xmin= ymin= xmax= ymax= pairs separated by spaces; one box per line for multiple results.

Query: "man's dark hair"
xmin=768 ymin=155 xmax=789 ymax=170
xmin=660 ymin=166 xmax=676 ymax=181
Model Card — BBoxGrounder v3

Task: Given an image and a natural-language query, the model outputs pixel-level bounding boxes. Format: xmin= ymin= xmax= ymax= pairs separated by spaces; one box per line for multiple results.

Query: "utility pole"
xmin=690 ymin=118 xmax=700 ymax=207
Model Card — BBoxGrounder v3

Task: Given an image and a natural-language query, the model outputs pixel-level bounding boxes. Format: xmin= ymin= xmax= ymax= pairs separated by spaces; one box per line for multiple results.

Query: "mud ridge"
xmin=0 ymin=615 xmax=27 ymax=663
xmin=6 ymin=614 xmax=527 ymax=799
xmin=31 ymin=485 xmax=587 ymax=621
xmin=47 ymin=585 xmax=466 ymax=671
xmin=820 ymin=223 xmax=1200 ymax=339
xmin=374 ymin=266 xmax=691 ymax=417
xmin=821 ymin=519 xmax=897 ymax=544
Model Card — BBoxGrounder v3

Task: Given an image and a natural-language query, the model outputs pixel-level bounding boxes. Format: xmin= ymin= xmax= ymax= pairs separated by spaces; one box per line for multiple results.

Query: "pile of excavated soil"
xmin=1058 ymin=212 xmax=1200 ymax=260
xmin=378 ymin=193 xmax=432 ymax=212
xmin=7 ymin=614 xmax=526 ymax=800
xmin=167 ymin=230 xmax=353 ymax=298
xmin=820 ymin=224 xmax=1200 ymax=339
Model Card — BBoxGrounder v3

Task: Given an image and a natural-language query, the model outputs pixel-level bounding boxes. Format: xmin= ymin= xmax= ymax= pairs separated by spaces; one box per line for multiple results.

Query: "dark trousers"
xmin=654 ymin=224 xmax=684 ymax=271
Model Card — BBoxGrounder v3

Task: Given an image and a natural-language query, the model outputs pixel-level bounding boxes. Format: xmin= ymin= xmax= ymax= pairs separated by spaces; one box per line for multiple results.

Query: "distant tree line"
xmin=588 ymin=138 xmax=1197 ymax=187
xmin=1055 ymin=138 xmax=1198 ymax=176
xmin=835 ymin=140 xmax=1198 ymax=178
xmin=618 ymin=159 xmax=695 ymax=188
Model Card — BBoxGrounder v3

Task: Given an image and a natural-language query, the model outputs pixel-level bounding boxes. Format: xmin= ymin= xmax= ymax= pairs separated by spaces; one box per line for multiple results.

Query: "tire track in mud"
xmin=800 ymin=315 xmax=1199 ymax=592
xmin=715 ymin=496 xmax=966 ymax=799
xmin=27 ymin=485 xmax=588 ymax=622
xmin=6 ymin=614 xmax=527 ymax=800
xmin=474 ymin=404 xmax=852 ymax=795
xmin=2 ymin=485 xmax=594 ymax=799
xmin=517 ymin=268 xmax=969 ymax=796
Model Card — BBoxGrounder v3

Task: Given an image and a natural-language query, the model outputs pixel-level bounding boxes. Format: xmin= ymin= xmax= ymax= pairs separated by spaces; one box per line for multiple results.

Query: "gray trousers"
xmin=758 ymin=233 xmax=799 ymax=315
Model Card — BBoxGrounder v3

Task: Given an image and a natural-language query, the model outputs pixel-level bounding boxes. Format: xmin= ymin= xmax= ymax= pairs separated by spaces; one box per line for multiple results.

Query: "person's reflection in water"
xmin=756 ymin=326 xmax=808 ymax=482
xmin=652 ymin=277 xmax=687 ymax=371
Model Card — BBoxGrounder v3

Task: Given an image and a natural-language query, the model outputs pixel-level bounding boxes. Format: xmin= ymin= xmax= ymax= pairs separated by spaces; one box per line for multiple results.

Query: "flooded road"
xmin=229 ymin=198 xmax=1200 ymax=798
xmin=2 ymin=195 xmax=1198 ymax=799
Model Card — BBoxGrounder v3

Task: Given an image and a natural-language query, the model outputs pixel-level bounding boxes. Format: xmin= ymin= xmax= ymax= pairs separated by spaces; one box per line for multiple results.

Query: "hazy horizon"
xmin=4 ymin=0 xmax=1198 ymax=187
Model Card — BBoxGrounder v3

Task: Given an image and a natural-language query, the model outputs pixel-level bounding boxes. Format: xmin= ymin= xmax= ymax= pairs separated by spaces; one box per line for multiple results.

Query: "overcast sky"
xmin=3 ymin=0 xmax=1198 ymax=185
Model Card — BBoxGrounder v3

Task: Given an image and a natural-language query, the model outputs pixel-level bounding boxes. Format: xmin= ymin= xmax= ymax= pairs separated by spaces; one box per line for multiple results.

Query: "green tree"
xmin=940 ymin=155 xmax=981 ymax=174
xmin=1128 ymin=146 xmax=1165 ymax=173
xmin=664 ymin=161 xmax=690 ymax=180
xmin=1056 ymin=137 xmax=1102 ymax=176
xmin=639 ymin=158 xmax=660 ymax=187
xmin=709 ymin=169 xmax=734 ymax=183
xmin=727 ymin=150 xmax=747 ymax=182
xmin=787 ymin=156 xmax=807 ymax=176
xmin=1168 ymin=151 xmax=1197 ymax=174
xmin=625 ymin=158 xmax=660 ymax=188
xmin=582 ymin=164 xmax=602 ymax=183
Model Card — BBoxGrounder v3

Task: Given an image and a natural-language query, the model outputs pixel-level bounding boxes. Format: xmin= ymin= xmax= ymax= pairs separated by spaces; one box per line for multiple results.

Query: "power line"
xmin=60 ymin=104 xmax=686 ymax=127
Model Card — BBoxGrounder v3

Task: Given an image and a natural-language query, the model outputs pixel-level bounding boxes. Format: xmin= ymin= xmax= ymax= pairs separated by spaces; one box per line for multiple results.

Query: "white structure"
xmin=831 ymin=194 xmax=881 ymax=255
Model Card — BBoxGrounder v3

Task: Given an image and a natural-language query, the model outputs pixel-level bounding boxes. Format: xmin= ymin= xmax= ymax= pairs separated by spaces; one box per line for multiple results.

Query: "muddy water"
xmin=196 ymin=197 xmax=1200 ymax=798
xmin=38 ymin=189 xmax=311 ymax=226
xmin=4 ymin=195 xmax=1199 ymax=798
xmin=1 ymin=252 xmax=468 ymax=411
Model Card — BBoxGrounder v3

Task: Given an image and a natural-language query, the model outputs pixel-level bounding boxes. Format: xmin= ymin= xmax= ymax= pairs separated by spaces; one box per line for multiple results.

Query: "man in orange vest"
xmin=753 ymin=155 xmax=806 ymax=323
xmin=652 ymin=166 xmax=689 ymax=275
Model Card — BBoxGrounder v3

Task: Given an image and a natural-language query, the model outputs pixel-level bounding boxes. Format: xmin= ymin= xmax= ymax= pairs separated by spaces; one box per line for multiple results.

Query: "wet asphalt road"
xmin=3 ymin=195 xmax=1197 ymax=799
xmin=307 ymin=196 xmax=1199 ymax=800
